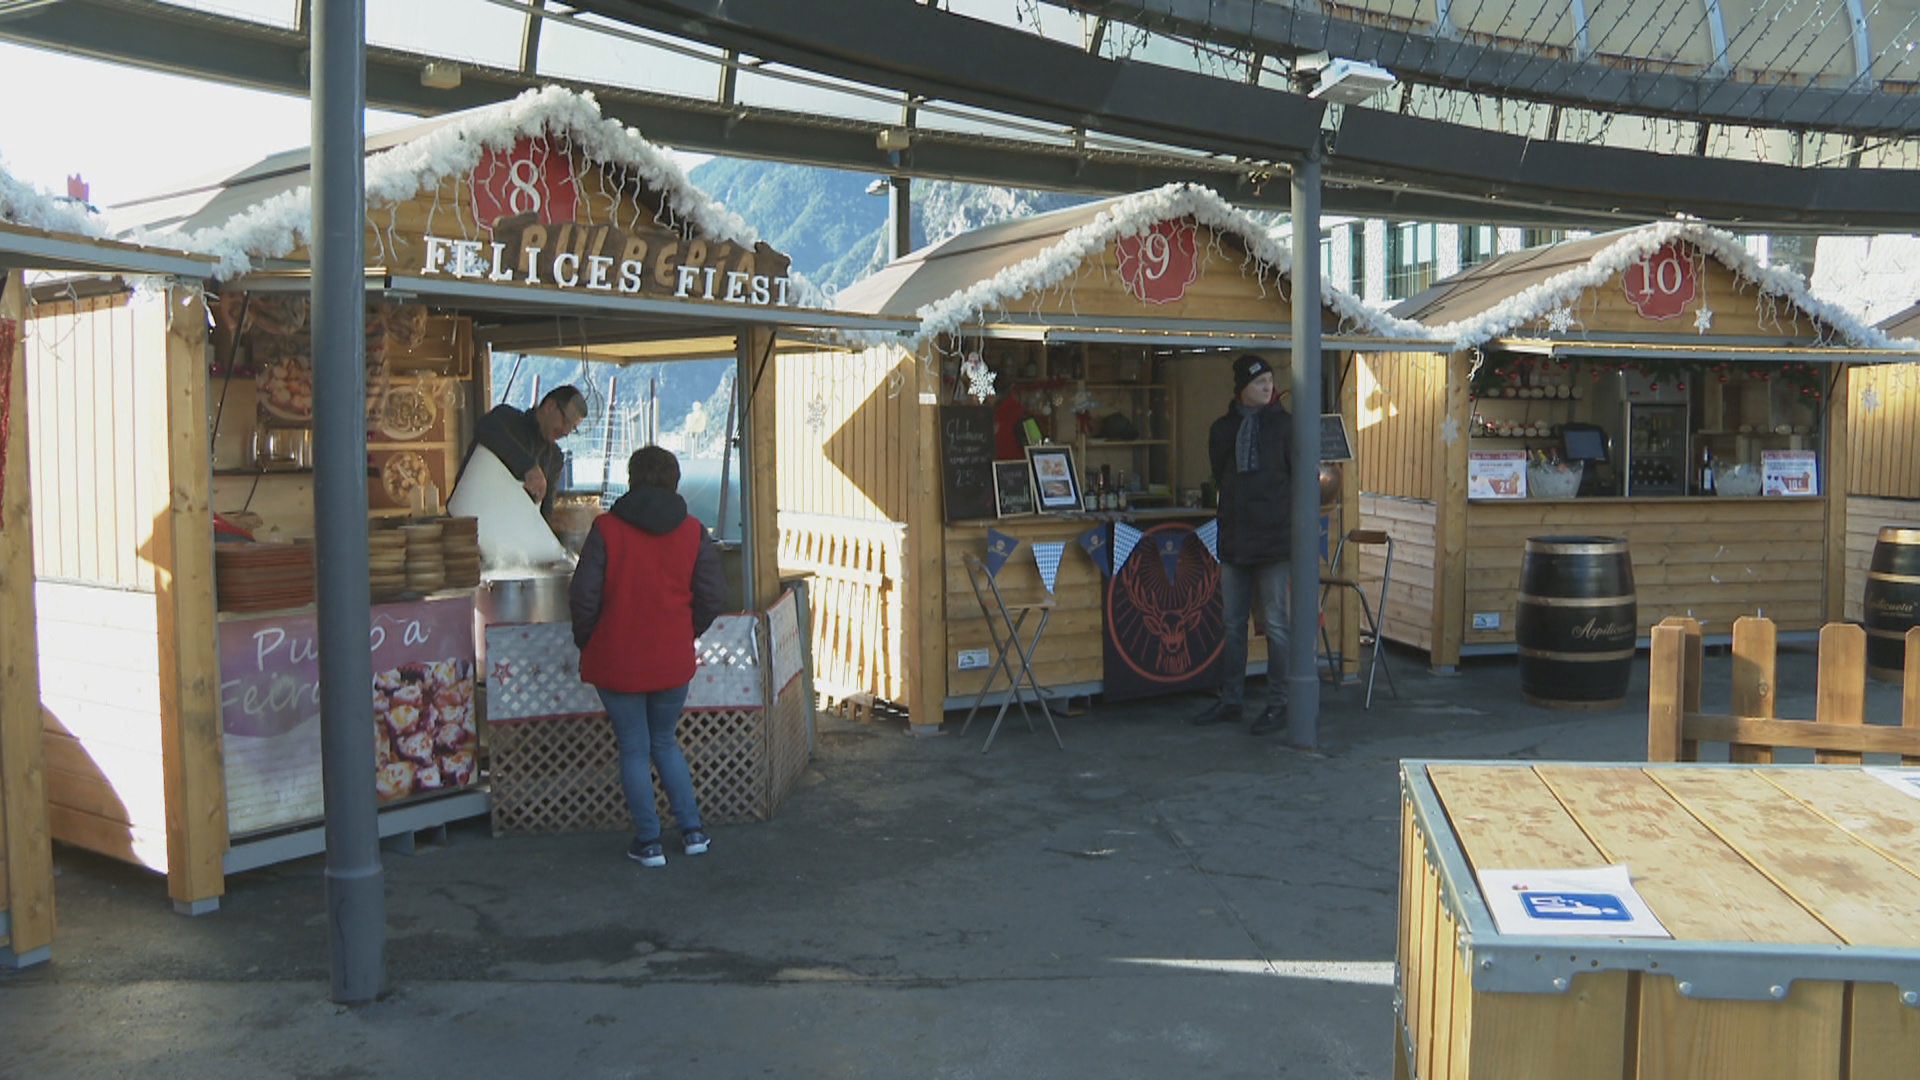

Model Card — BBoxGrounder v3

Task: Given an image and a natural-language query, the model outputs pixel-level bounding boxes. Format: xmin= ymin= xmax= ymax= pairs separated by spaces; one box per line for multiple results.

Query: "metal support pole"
xmin=887 ymin=175 xmax=912 ymax=262
xmin=312 ymin=0 xmax=384 ymax=1004
xmin=1287 ymin=140 xmax=1327 ymax=752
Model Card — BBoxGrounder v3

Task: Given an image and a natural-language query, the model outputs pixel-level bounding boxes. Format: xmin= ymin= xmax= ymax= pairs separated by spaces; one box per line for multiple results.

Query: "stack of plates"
xmin=369 ymin=529 xmax=408 ymax=600
xmin=215 ymin=542 xmax=315 ymax=612
xmin=442 ymin=516 xmax=481 ymax=588
xmin=401 ymin=521 xmax=446 ymax=594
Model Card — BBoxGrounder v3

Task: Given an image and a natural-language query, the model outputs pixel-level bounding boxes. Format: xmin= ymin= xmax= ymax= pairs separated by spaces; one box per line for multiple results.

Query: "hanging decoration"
xmin=1112 ymin=521 xmax=1145 ymax=576
xmin=1031 ymin=541 xmax=1065 ymax=593
xmin=1076 ymin=523 xmax=1112 ymax=577
xmin=984 ymin=527 xmax=1021 ymax=578
xmin=1692 ymin=306 xmax=1715 ymax=333
xmin=1195 ymin=519 xmax=1220 ymax=563
xmin=1861 ymin=385 xmax=1882 ymax=413
xmin=1154 ymin=530 xmax=1188 ymax=584
xmin=960 ymin=351 xmax=996 ymax=403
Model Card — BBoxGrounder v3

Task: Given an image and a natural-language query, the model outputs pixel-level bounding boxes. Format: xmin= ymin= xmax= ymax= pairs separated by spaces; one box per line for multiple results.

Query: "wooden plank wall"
xmin=1464 ymin=498 xmax=1829 ymax=648
xmin=1359 ymin=494 xmax=1438 ymax=653
xmin=1354 ymin=351 xmax=1446 ymax=501
xmin=943 ymin=519 xmax=1110 ymax=701
xmin=1844 ymin=495 xmax=1920 ymax=623
xmin=775 ymin=346 xmax=915 ymax=524
xmin=1847 ymin=362 xmax=1920 ymax=498
xmin=36 ymin=580 xmax=169 ymax=871
xmin=24 ymin=291 xmax=155 ymax=590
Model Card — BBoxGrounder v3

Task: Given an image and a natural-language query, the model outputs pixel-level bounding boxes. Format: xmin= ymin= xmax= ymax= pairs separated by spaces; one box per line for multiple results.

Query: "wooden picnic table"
xmin=1397 ymin=760 xmax=1920 ymax=1080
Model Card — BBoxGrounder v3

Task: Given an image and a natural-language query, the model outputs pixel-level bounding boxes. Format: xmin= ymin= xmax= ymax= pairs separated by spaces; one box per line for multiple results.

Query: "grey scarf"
xmin=1234 ymin=402 xmax=1262 ymax=473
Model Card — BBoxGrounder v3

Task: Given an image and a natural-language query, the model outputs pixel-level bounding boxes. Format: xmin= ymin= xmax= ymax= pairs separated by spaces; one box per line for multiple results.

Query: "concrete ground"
xmin=0 ymin=641 xmax=1896 ymax=1079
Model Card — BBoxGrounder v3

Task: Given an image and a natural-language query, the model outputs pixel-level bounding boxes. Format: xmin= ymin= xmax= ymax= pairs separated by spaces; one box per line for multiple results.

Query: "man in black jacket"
xmin=1192 ymin=354 xmax=1293 ymax=735
xmin=459 ymin=384 xmax=588 ymax=520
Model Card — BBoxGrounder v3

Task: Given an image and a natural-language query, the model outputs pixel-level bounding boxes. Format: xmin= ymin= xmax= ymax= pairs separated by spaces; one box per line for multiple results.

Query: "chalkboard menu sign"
xmin=1320 ymin=413 xmax=1354 ymax=462
xmin=939 ymin=404 xmax=997 ymax=522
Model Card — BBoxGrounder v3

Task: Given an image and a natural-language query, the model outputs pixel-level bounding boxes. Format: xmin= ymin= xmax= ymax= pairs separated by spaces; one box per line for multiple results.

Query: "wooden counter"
xmin=1461 ymin=496 xmax=1829 ymax=652
xmin=1399 ymin=760 xmax=1920 ymax=1080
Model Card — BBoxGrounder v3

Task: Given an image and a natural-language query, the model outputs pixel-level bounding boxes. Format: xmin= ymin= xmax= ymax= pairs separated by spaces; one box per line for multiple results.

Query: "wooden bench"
xmin=1648 ymin=615 xmax=1920 ymax=763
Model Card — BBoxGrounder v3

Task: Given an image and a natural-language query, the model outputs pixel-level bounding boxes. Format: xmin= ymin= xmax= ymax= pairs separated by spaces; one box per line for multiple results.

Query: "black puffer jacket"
xmin=1207 ymin=402 xmax=1294 ymax=565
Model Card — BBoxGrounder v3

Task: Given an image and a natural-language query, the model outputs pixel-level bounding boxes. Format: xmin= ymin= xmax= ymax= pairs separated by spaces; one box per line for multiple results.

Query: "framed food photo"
xmin=992 ymin=459 xmax=1037 ymax=518
xmin=1026 ymin=445 xmax=1083 ymax=514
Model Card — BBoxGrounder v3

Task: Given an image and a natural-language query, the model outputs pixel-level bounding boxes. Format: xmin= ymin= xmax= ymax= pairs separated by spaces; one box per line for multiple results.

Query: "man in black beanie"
xmin=1191 ymin=353 xmax=1294 ymax=735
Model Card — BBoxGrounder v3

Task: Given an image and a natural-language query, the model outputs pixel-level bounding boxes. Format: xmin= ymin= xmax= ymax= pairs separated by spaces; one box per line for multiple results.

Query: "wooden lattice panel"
xmin=489 ymin=707 xmax=804 ymax=834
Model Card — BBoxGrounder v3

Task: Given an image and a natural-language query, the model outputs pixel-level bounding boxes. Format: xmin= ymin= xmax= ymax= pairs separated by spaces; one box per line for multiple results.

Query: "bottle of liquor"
xmin=1700 ymin=445 xmax=1716 ymax=496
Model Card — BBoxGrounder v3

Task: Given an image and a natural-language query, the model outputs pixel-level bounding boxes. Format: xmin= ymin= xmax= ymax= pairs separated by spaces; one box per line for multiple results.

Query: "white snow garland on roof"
xmin=161 ymin=86 xmax=764 ymax=281
xmin=0 ymin=161 xmax=107 ymax=237
xmin=1430 ymin=220 xmax=1910 ymax=352
xmin=906 ymin=182 xmax=1430 ymax=346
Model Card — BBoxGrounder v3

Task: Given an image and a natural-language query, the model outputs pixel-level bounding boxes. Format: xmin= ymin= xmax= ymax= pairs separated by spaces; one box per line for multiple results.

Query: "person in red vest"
xmin=570 ymin=446 xmax=725 ymax=867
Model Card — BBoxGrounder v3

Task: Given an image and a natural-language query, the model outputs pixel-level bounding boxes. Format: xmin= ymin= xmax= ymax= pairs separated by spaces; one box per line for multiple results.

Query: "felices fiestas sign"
xmin=419 ymin=217 xmax=796 ymax=306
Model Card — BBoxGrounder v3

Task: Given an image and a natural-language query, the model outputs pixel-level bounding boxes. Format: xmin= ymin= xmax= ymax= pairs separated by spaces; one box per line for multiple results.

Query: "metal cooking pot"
xmin=477 ymin=569 xmax=572 ymax=625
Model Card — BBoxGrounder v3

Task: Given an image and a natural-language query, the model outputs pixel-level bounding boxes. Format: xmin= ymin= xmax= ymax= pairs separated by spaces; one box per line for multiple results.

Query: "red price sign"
xmin=1115 ymin=219 xmax=1200 ymax=305
xmin=1622 ymin=241 xmax=1698 ymax=321
xmin=471 ymin=136 xmax=579 ymax=230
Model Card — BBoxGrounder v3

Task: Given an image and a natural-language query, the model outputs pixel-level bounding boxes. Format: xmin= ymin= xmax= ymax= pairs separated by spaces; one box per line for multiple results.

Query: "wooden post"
xmin=906 ymin=351 xmax=947 ymax=733
xmin=1813 ymin=622 xmax=1867 ymax=764
xmin=1337 ymin=351 xmax=1361 ymax=680
xmin=739 ymin=325 xmax=780 ymax=610
xmin=1647 ymin=622 xmax=1688 ymax=761
xmin=0 ymin=270 xmax=55 ymax=963
xmin=1728 ymin=615 xmax=1778 ymax=764
xmin=1823 ymin=365 xmax=1850 ymax=624
xmin=148 ymin=285 xmax=227 ymax=911
xmin=1904 ymin=627 xmax=1920 ymax=766
xmin=1430 ymin=351 xmax=1471 ymax=670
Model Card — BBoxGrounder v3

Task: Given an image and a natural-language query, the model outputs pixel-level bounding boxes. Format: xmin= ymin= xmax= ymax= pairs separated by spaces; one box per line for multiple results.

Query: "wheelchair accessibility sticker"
xmin=1519 ymin=892 xmax=1631 ymax=921
xmin=1476 ymin=864 xmax=1670 ymax=937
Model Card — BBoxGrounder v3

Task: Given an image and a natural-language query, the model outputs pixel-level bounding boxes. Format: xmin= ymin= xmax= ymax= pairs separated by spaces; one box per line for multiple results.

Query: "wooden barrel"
xmin=1863 ymin=526 xmax=1920 ymax=682
xmin=1515 ymin=536 xmax=1638 ymax=709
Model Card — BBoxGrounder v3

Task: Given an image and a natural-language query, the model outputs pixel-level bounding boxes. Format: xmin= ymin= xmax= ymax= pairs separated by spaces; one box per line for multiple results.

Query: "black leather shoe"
xmin=1189 ymin=701 xmax=1242 ymax=726
xmin=1248 ymin=706 xmax=1289 ymax=736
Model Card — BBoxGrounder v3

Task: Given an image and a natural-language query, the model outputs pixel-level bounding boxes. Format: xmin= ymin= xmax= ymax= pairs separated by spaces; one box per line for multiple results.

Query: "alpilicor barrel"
xmin=1863 ymin=526 xmax=1920 ymax=682
xmin=1515 ymin=536 xmax=1638 ymax=709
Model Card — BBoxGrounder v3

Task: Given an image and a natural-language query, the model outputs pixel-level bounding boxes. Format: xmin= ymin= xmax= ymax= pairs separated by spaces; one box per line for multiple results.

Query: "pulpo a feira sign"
xmin=419 ymin=135 xmax=795 ymax=306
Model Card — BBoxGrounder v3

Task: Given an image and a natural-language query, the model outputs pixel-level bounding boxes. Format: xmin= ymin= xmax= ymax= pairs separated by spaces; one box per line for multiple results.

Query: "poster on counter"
xmin=768 ymin=588 xmax=805 ymax=696
xmin=220 ymin=595 xmax=477 ymax=836
xmin=1468 ymin=450 xmax=1528 ymax=500
xmin=1761 ymin=450 xmax=1818 ymax=496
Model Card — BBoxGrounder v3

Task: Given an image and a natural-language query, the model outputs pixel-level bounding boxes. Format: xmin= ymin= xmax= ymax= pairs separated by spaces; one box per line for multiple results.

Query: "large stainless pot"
xmin=477 ymin=568 xmax=573 ymax=625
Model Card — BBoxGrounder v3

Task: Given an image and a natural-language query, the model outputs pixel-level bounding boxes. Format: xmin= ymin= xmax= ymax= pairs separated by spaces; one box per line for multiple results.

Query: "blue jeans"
xmin=596 ymin=685 xmax=702 ymax=843
xmin=1219 ymin=560 xmax=1290 ymax=709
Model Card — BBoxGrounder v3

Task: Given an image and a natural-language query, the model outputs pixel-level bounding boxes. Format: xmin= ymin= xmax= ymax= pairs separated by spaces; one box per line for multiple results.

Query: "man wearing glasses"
xmin=461 ymin=384 xmax=588 ymax=521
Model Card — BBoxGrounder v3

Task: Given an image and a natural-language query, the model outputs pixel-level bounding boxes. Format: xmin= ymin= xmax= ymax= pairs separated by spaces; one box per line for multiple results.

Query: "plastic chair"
xmin=958 ymin=553 xmax=1063 ymax=753
xmin=1319 ymin=528 xmax=1398 ymax=708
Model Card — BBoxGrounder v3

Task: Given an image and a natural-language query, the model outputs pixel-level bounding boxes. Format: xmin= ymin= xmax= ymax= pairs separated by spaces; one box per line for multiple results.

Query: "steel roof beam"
xmin=1058 ymin=0 xmax=1920 ymax=135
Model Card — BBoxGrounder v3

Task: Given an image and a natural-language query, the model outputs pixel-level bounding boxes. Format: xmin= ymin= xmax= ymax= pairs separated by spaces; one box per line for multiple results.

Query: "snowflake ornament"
xmin=1545 ymin=306 xmax=1576 ymax=334
xmin=804 ymin=395 xmax=829 ymax=432
xmin=1692 ymin=305 xmax=1715 ymax=333
xmin=1861 ymin=385 xmax=1882 ymax=413
xmin=1439 ymin=415 xmax=1461 ymax=446
xmin=960 ymin=352 xmax=996 ymax=402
